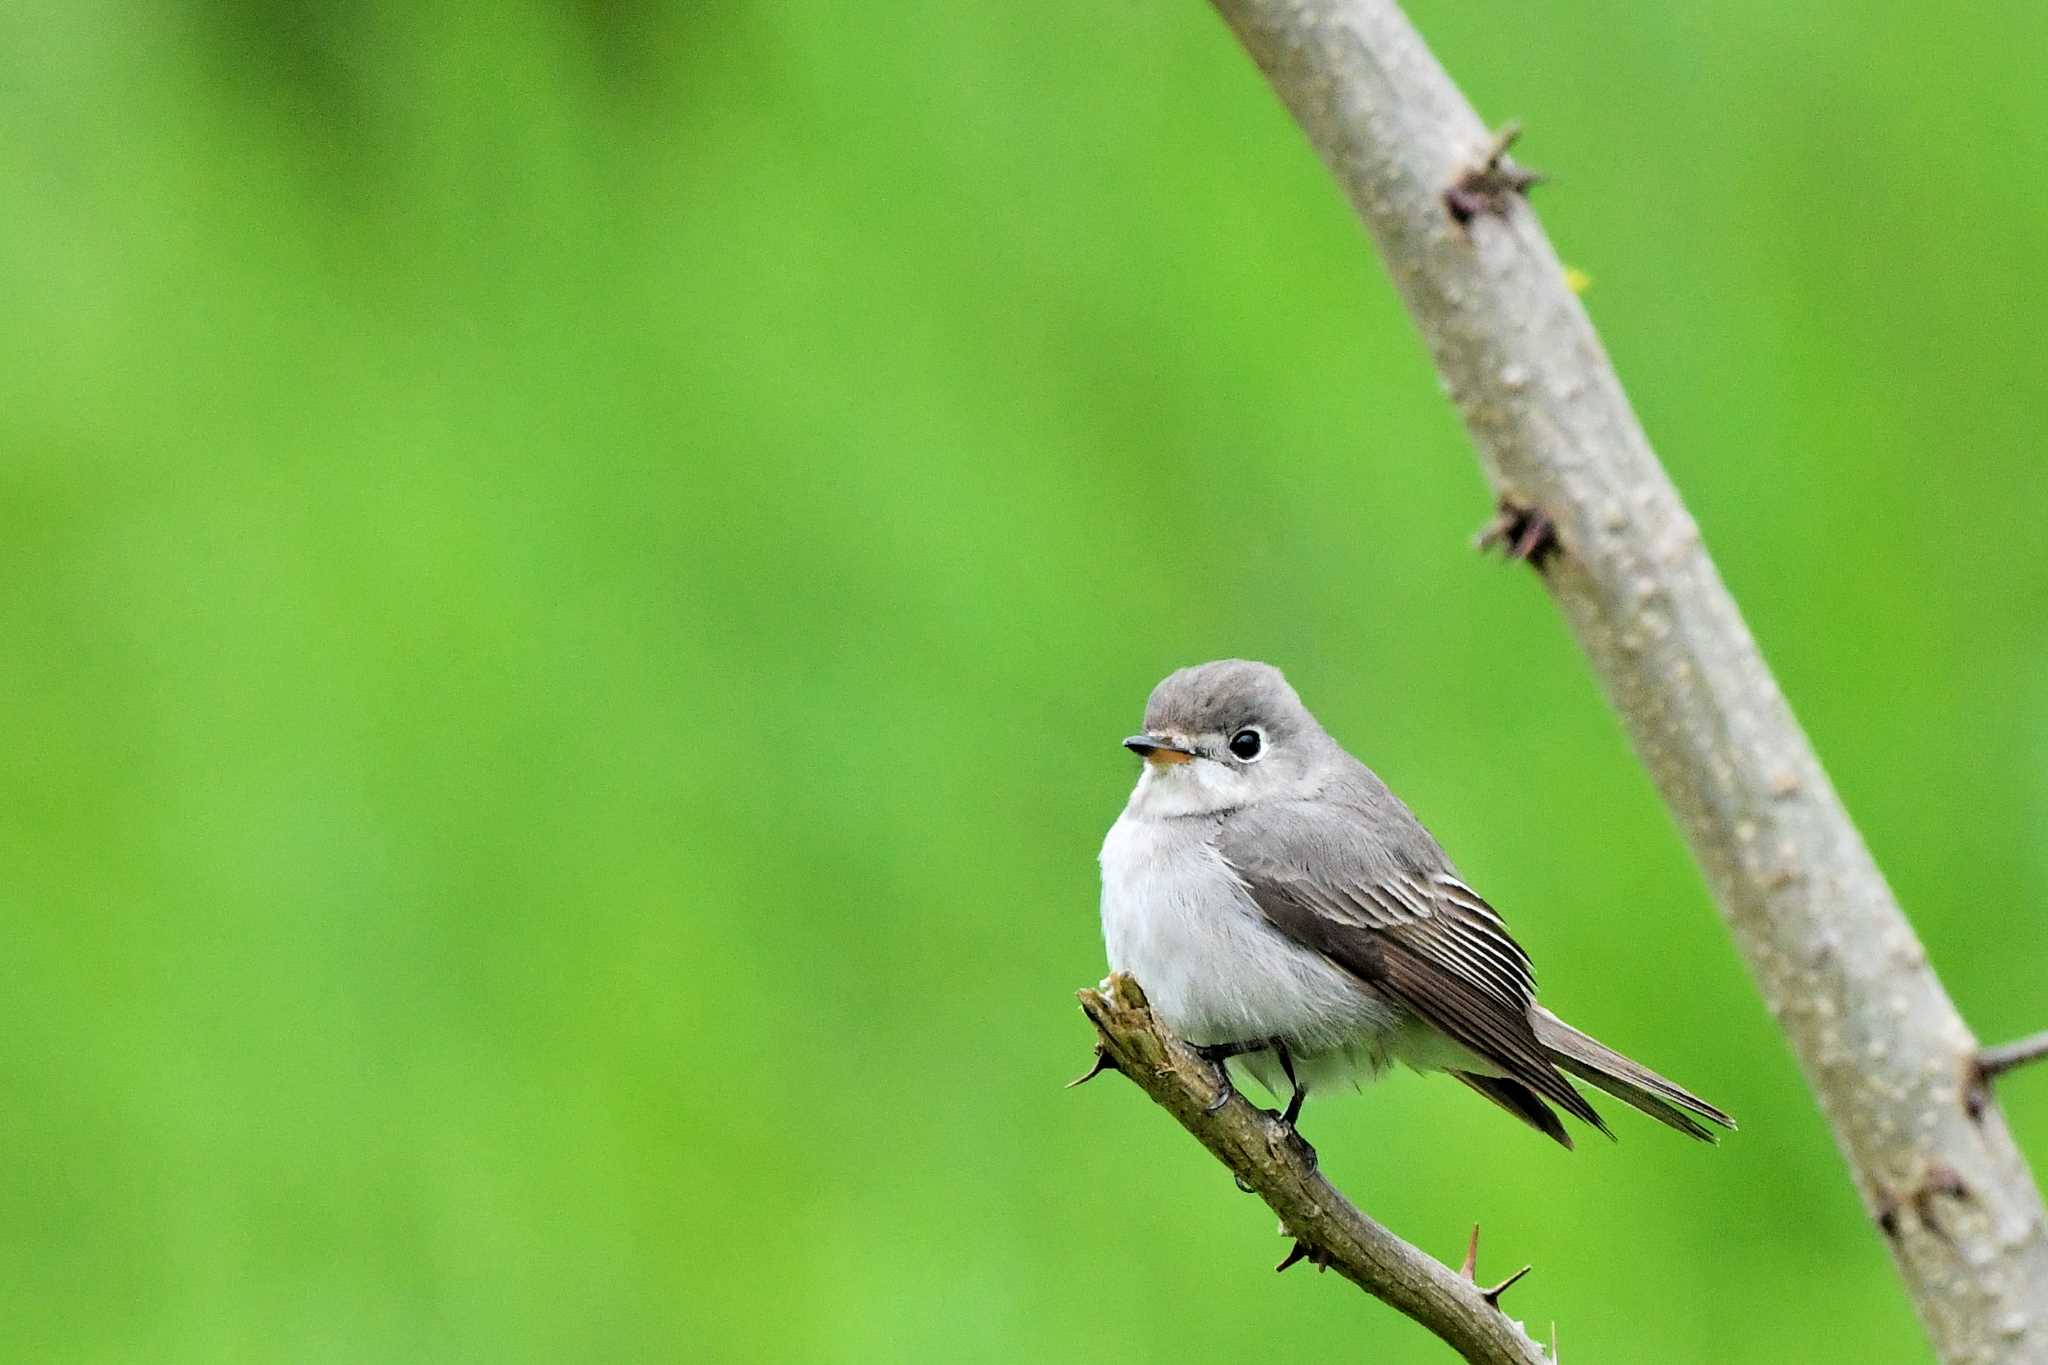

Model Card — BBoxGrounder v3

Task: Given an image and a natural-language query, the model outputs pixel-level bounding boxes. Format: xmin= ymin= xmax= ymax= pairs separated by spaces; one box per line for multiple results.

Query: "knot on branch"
xmin=1476 ymin=501 xmax=1560 ymax=570
xmin=1444 ymin=123 xmax=1545 ymax=227
xmin=1876 ymin=1161 xmax=1972 ymax=1244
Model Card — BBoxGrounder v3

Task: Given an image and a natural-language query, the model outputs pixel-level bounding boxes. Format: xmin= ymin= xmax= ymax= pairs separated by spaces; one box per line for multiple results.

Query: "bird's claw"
xmin=1190 ymin=1042 xmax=1242 ymax=1115
xmin=1269 ymin=1112 xmax=1319 ymax=1175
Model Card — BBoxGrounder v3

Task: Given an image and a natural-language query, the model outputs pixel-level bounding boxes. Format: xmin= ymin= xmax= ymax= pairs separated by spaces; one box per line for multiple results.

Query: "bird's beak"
xmin=1123 ymin=734 xmax=1196 ymax=765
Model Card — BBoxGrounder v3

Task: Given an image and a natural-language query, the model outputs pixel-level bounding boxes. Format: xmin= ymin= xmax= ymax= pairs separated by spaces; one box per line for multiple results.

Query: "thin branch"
xmin=1075 ymin=973 xmax=1549 ymax=1365
xmin=1979 ymin=1031 xmax=2048 ymax=1082
xmin=1201 ymin=1 xmax=2048 ymax=1359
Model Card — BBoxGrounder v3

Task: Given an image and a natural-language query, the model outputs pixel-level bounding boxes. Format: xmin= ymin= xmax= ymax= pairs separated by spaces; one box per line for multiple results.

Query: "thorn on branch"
xmin=1475 ymin=501 xmax=1561 ymax=570
xmin=1276 ymin=1237 xmax=1333 ymax=1274
xmin=1458 ymin=1224 xmax=1532 ymax=1308
xmin=1964 ymin=1030 xmax=2048 ymax=1119
xmin=1978 ymin=1031 xmax=2048 ymax=1083
xmin=1480 ymin=1265 xmax=1532 ymax=1308
xmin=1444 ymin=122 xmax=1545 ymax=228
xmin=1067 ymin=1044 xmax=1119 ymax=1088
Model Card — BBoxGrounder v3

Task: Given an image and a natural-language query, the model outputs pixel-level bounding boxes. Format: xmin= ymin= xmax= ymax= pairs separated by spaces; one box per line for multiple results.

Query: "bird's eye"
xmin=1228 ymin=728 xmax=1263 ymax=760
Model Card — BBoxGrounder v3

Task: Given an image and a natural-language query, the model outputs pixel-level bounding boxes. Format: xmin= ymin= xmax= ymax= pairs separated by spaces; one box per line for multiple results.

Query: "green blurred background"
xmin=6 ymin=1 xmax=2046 ymax=1361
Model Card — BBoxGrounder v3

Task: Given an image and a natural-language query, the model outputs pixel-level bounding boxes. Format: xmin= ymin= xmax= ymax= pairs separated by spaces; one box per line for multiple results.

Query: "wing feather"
xmin=1216 ymin=796 xmax=1608 ymax=1136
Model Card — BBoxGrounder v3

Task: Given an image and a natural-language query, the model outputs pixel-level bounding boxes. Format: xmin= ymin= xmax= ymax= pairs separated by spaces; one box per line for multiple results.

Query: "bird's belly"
xmin=1098 ymin=813 xmax=1402 ymax=1061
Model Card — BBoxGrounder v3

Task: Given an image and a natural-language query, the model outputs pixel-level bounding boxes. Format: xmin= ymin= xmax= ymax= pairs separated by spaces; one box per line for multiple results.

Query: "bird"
xmin=1098 ymin=658 xmax=1733 ymax=1155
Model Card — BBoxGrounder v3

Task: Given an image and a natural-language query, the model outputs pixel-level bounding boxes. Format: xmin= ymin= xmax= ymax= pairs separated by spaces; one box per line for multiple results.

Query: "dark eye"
xmin=1228 ymin=728 xmax=1263 ymax=760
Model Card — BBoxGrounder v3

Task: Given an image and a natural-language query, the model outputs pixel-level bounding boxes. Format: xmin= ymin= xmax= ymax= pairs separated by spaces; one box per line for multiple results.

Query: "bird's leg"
xmin=1274 ymin=1040 xmax=1307 ymax=1129
xmin=1190 ymin=1040 xmax=1259 ymax=1114
xmin=1269 ymin=1039 xmax=1317 ymax=1173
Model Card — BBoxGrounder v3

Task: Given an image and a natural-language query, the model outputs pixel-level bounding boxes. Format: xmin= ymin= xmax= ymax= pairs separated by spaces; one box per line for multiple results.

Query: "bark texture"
xmin=1200 ymin=1 xmax=2048 ymax=1359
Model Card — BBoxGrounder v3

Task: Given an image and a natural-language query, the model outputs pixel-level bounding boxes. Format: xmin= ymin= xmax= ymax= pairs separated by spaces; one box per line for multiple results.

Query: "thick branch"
xmin=1076 ymin=973 xmax=1548 ymax=1365
xmin=1202 ymin=2 xmax=2048 ymax=1359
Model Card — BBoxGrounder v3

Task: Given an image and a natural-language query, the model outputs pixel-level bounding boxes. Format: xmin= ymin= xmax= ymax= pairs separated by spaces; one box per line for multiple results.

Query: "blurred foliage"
xmin=4 ymin=2 xmax=2046 ymax=1361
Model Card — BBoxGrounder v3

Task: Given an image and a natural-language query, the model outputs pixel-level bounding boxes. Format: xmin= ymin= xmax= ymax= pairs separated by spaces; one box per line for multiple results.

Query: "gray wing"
xmin=1215 ymin=793 xmax=1609 ymax=1137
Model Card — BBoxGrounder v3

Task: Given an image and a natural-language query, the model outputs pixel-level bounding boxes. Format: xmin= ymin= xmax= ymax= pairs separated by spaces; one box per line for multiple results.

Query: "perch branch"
xmin=1076 ymin=973 xmax=1549 ymax=1365
xmin=1201 ymin=1 xmax=2048 ymax=1359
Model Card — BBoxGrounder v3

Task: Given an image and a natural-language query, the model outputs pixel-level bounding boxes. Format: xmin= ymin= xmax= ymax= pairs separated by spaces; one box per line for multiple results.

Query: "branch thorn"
xmin=1276 ymin=1237 xmax=1333 ymax=1274
xmin=1476 ymin=501 xmax=1560 ymax=570
xmin=1977 ymin=1030 xmax=2048 ymax=1080
xmin=1444 ymin=121 xmax=1545 ymax=227
xmin=1458 ymin=1223 xmax=1533 ymax=1307
xmin=1964 ymin=1030 xmax=2048 ymax=1119
xmin=1066 ymin=1044 xmax=1119 ymax=1088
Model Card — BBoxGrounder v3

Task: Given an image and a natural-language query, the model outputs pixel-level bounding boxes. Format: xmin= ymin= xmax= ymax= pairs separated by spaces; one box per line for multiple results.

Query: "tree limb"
xmin=1075 ymin=973 xmax=1550 ymax=1365
xmin=1201 ymin=1 xmax=2048 ymax=1359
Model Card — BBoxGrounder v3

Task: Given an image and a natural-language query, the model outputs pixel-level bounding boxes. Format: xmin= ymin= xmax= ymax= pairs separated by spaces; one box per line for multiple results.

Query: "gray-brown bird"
xmin=1099 ymin=658 xmax=1733 ymax=1151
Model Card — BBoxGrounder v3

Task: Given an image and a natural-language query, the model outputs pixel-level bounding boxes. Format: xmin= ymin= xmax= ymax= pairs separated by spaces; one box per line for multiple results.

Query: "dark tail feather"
xmin=1532 ymin=1008 xmax=1736 ymax=1143
xmin=1452 ymin=1072 xmax=1577 ymax=1150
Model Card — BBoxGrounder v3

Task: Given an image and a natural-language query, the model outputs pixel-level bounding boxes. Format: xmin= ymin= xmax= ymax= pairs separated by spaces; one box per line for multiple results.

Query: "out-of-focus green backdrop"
xmin=6 ymin=2 xmax=2046 ymax=1361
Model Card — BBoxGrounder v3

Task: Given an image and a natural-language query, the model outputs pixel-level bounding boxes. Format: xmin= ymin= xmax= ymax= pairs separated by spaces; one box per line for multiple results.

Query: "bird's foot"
xmin=1268 ymin=1112 xmax=1319 ymax=1175
xmin=1266 ymin=1038 xmax=1316 ymax=1172
xmin=1189 ymin=1041 xmax=1253 ymax=1115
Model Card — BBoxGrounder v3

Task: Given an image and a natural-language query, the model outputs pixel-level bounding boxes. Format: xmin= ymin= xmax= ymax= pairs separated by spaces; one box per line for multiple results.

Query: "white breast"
xmin=1097 ymin=809 xmax=1401 ymax=1059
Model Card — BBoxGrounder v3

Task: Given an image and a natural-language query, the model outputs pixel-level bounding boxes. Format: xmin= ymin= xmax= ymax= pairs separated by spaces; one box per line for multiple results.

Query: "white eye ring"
xmin=1227 ymin=727 xmax=1265 ymax=761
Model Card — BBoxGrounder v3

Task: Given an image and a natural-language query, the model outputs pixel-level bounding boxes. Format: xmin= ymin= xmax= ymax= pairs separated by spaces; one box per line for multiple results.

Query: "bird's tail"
xmin=1532 ymin=1007 xmax=1736 ymax=1142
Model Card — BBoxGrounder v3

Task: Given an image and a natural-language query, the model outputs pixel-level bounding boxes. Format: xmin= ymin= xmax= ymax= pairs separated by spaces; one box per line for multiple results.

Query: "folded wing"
xmin=1217 ymin=797 xmax=1610 ymax=1143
